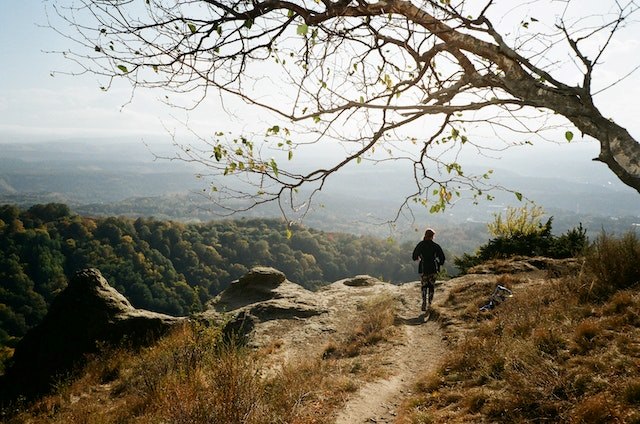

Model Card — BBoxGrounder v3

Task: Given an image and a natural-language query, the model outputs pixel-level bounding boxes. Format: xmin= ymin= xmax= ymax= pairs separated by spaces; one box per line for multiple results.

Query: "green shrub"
xmin=454 ymin=216 xmax=588 ymax=274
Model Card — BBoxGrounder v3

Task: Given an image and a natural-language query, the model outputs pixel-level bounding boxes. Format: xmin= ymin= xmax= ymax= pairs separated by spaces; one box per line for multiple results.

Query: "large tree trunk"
xmin=571 ymin=113 xmax=640 ymax=193
xmin=394 ymin=0 xmax=640 ymax=194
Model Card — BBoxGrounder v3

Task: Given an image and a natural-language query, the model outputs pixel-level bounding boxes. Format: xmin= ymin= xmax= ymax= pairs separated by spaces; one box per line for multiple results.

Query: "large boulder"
xmin=202 ymin=267 xmax=328 ymax=339
xmin=1 ymin=268 xmax=184 ymax=402
xmin=342 ymin=275 xmax=382 ymax=287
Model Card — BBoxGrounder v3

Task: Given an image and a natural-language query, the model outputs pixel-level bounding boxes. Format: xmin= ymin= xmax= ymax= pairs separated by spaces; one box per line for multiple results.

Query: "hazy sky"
xmin=0 ymin=1 xmax=190 ymax=141
xmin=1 ymin=1 xmax=639 ymax=156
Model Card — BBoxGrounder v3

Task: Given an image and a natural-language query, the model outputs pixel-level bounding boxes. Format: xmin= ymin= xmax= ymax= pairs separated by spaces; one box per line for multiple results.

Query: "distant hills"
xmin=1 ymin=138 xmax=639 ymax=243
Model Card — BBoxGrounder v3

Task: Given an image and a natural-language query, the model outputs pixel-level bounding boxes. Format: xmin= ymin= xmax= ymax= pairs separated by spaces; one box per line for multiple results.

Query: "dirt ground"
xmin=332 ymin=282 xmax=447 ymax=424
xmin=247 ymin=278 xmax=451 ymax=424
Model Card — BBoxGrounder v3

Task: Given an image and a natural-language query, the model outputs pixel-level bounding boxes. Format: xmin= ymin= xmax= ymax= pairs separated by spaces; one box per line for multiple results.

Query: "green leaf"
xmin=515 ymin=192 xmax=523 ymax=201
xmin=285 ymin=228 xmax=293 ymax=239
xmin=356 ymin=156 xmax=362 ymax=164
xmin=213 ymin=145 xmax=223 ymax=161
xmin=243 ymin=19 xmax=253 ymax=29
xmin=313 ymin=115 xmax=321 ymax=123
xmin=565 ymin=131 xmax=574 ymax=142
xmin=117 ymin=65 xmax=129 ymax=73
xmin=188 ymin=23 xmax=197 ymax=34
xmin=288 ymin=151 xmax=293 ymax=160
xmin=297 ymin=24 xmax=308 ymax=36
xmin=270 ymin=158 xmax=279 ymax=177
xmin=267 ymin=125 xmax=280 ymax=135
xmin=287 ymin=10 xmax=295 ymax=18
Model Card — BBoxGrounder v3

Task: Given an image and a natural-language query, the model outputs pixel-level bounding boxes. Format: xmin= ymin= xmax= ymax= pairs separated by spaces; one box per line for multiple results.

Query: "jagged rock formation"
xmin=1 ymin=268 xmax=184 ymax=402
xmin=0 ymin=266 xmax=395 ymax=404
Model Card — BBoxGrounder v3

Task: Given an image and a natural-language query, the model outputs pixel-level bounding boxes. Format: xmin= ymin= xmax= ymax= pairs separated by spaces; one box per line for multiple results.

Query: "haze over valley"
xmin=1 ymin=138 xmax=638 ymax=244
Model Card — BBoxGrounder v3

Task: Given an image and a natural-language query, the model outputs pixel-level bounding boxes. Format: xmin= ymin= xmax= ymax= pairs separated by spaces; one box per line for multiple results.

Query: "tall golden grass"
xmin=4 ymin=323 xmax=338 ymax=424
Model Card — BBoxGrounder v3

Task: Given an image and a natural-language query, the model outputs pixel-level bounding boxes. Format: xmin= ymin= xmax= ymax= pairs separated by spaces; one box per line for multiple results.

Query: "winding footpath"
xmin=334 ymin=283 xmax=447 ymax=424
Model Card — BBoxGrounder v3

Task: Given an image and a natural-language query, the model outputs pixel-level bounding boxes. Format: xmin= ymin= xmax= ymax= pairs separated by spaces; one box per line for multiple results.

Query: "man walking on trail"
xmin=412 ymin=228 xmax=445 ymax=311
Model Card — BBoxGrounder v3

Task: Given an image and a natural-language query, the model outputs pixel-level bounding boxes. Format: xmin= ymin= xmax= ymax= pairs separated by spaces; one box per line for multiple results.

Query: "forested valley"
xmin=0 ymin=203 xmax=436 ymax=355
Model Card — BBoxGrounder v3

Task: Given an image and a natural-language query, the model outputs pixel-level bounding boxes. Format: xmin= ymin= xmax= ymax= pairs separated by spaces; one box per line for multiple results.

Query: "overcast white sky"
xmin=0 ymin=1 xmax=204 ymax=142
xmin=1 ymin=0 xmax=639 ymax=156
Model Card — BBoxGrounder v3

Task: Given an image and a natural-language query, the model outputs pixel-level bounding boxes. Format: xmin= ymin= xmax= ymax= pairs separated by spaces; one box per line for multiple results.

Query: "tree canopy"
xmin=49 ymin=0 xmax=640 ymax=218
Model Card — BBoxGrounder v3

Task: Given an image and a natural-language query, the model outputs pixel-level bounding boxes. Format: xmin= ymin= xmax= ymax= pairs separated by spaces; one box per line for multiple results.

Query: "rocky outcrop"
xmin=467 ymin=256 xmax=582 ymax=276
xmin=208 ymin=267 xmax=328 ymax=320
xmin=342 ymin=275 xmax=382 ymax=287
xmin=1 ymin=268 xmax=185 ymax=402
xmin=0 ymin=266 xmax=384 ymax=402
xmin=199 ymin=267 xmax=328 ymax=343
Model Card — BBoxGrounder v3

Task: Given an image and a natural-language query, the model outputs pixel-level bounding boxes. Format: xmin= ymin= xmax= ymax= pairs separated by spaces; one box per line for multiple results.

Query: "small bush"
xmin=415 ymin=370 xmax=444 ymax=394
xmin=454 ymin=208 xmax=588 ymax=274
xmin=532 ymin=327 xmax=566 ymax=356
xmin=571 ymin=394 xmax=618 ymax=424
xmin=603 ymin=291 xmax=635 ymax=315
xmin=623 ymin=381 xmax=640 ymax=405
xmin=573 ymin=319 xmax=601 ymax=353
xmin=463 ymin=389 xmax=488 ymax=413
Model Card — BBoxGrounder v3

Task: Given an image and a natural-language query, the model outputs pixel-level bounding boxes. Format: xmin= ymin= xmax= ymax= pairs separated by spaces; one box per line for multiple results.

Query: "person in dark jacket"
xmin=412 ymin=228 xmax=445 ymax=311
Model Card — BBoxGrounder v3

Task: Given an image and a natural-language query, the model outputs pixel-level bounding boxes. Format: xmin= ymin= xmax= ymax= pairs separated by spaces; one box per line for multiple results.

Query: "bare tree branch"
xmin=47 ymin=0 xmax=640 ymax=222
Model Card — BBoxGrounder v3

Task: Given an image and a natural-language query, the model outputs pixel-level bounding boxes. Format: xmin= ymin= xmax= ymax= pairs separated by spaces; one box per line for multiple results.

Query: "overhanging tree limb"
xmin=49 ymin=0 xmax=640 ymax=221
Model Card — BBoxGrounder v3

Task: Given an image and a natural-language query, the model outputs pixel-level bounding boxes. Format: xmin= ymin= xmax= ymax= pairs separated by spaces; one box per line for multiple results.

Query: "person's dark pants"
xmin=421 ymin=273 xmax=436 ymax=310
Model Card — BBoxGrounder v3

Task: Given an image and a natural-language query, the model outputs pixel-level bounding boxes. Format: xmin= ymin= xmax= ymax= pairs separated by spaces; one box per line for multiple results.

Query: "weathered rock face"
xmin=342 ymin=275 xmax=382 ymax=287
xmin=208 ymin=266 xmax=328 ymax=320
xmin=1 ymin=269 xmax=184 ymax=402
xmin=200 ymin=267 xmax=328 ymax=343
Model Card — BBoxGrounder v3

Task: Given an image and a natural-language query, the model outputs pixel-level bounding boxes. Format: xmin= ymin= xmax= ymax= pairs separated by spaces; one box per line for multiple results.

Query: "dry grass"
xmin=400 ymin=242 xmax=640 ymax=424
xmin=322 ymin=293 xmax=398 ymax=359
xmin=580 ymin=232 xmax=640 ymax=301
xmin=4 ymin=322 xmax=348 ymax=424
xmin=5 ymin=294 xmax=402 ymax=424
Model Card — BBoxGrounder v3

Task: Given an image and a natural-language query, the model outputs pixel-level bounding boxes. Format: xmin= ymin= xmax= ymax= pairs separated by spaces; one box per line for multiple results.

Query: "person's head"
xmin=423 ymin=228 xmax=436 ymax=240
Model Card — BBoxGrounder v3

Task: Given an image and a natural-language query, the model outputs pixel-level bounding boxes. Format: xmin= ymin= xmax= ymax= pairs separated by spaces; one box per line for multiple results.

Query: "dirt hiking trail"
xmin=333 ymin=282 xmax=448 ymax=424
xmin=239 ymin=267 xmax=546 ymax=424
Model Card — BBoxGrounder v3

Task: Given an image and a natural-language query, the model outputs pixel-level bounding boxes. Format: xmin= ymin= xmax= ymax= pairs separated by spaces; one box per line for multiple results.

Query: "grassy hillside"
xmin=3 ymin=233 xmax=639 ymax=423
xmin=400 ymin=233 xmax=640 ymax=423
xmin=2 ymin=294 xmax=400 ymax=423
